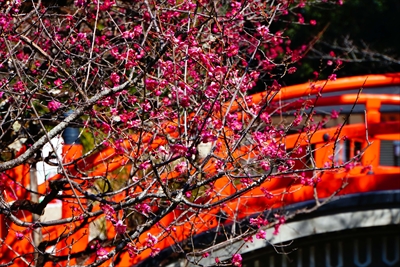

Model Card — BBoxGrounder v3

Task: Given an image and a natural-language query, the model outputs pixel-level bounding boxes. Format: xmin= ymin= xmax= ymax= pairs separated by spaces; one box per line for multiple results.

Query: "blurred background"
xmin=276 ymin=0 xmax=400 ymax=86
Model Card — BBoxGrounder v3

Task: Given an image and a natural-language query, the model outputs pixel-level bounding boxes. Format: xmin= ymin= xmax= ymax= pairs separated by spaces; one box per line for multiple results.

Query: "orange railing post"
xmin=55 ymin=120 xmax=87 ymax=264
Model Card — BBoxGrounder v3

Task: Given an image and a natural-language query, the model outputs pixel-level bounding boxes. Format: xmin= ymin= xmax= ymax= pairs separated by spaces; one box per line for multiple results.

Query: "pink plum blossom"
xmin=114 ymin=220 xmax=127 ymax=235
xmin=232 ymin=253 xmax=242 ymax=267
xmin=48 ymin=100 xmax=61 ymax=112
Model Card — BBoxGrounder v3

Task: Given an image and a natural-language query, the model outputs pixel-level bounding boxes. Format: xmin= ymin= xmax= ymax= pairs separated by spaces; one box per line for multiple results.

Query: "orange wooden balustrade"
xmin=1 ymin=73 xmax=399 ymax=266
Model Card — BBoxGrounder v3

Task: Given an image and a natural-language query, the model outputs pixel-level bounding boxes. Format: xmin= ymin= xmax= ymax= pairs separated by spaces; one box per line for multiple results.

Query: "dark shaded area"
xmin=281 ymin=0 xmax=400 ymax=85
xmin=242 ymin=224 xmax=400 ymax=267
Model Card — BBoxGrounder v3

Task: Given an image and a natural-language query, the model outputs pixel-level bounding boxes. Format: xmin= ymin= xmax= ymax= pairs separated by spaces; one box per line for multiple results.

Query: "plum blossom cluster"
xmin=100 ymin=204 xmax=127 ymax=235
xmin=250 ymin=217 xmax=269 ymax=228
xmin=273 ymin=214 xmax=286 ymax=235
xmin=0 ymin=0 xmax=350 ymax=266
xmin=232 ymin=253 xmax=243 ymax=267
xmin=144 ymin=233 xmax=160 ymax=257
xmin=92 ymin=242 xmax=109 ymax=261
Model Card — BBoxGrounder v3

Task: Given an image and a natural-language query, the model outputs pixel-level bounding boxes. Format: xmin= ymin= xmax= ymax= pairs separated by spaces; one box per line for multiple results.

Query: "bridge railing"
xmin=1 ymin=73 xmax=399 ymax=267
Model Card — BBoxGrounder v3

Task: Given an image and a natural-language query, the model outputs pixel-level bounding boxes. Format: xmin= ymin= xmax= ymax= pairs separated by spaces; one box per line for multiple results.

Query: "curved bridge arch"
xmin=0 ymin=73 xmax=399 ymax=267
